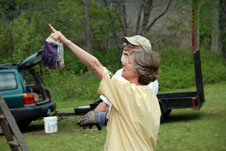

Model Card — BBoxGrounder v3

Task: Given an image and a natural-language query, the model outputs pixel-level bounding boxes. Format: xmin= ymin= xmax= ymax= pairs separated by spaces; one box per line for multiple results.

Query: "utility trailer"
xmin=156 ymin=50 xmax=205 ymax=121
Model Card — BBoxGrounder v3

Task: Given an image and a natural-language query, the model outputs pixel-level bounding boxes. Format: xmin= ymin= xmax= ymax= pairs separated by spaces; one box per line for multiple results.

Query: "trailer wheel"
xmin=159 ymin=101 xmax=166 ymax=123
xmin=164 ymin=109 xmax=172 ymax=117
xmin=160 ymin=109 xmax=165 ymax=123
xmin=160 ymin=114 xmax=164 ymax=123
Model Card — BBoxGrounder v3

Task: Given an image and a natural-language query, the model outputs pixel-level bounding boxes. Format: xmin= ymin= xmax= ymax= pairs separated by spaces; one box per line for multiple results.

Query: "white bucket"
xmin=43 ymin=116 xmax=58 ymax=133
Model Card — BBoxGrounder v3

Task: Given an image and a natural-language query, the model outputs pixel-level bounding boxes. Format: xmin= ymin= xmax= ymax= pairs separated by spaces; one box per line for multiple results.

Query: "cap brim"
xmin=120 ymin=36 xmax=140 ymax=46
xmin=120 ymin=36 xmax=128 ymax=43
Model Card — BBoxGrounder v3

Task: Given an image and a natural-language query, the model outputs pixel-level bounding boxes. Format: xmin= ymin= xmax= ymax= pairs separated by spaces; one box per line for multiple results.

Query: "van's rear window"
xmin=0 ymin=72 xmax=17 ymax=91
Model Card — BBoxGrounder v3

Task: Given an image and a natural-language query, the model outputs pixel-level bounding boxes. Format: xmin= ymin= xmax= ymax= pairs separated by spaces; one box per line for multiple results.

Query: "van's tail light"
xmin=23 ymin=93 xmax=36 ymax=104
xmin=192 ymin=99 xmax=196 ymax=105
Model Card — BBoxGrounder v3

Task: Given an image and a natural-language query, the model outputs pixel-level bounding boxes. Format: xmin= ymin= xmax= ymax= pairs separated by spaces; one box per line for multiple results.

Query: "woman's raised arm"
xmin=48 ymin=24 xmax=104 ymax=79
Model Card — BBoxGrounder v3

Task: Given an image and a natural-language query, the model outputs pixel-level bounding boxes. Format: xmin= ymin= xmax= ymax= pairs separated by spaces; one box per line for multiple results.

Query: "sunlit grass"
xmin=157 ymin=82 xmax=226 ymax=151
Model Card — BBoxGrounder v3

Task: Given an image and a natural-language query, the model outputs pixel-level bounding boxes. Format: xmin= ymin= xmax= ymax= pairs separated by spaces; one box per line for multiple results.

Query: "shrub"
xmin=201 ymin=50 xmax=226 ymax=83
xmin=158 ymin=49 xmax=195 ymax=92
xmin=158 ymin=48 xmax=226 ymax=92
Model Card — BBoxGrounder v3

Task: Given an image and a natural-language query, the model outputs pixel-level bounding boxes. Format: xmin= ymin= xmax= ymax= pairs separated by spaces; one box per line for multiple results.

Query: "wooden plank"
xmin=0 ymin=94 xmax=29 ymax=151
xmin=0 ymin=114 xmax=5 ymax=119
xmin=9 ymin=145 xmax=20 ymax=151
xmin=0 ymin=110 xmax=20 ymax=151
xmin=0 ymin=110 xmax=14 ymax=141
xmin=8 ymin=140 xmax=19 ymax=146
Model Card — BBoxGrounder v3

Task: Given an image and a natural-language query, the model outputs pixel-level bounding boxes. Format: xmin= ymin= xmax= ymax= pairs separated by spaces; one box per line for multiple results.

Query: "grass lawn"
xmin=0 ymin=82 xmax=226 ymax=151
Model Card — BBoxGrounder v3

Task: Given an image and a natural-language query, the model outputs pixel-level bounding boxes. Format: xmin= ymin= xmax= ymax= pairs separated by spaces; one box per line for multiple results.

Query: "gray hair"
xmin=130 ymin=50 xmax=160 ymax=85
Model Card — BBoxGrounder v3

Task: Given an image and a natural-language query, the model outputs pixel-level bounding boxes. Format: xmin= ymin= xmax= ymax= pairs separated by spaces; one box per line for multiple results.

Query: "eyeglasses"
xmin=123 ymin=43 xmax=136 ymax=49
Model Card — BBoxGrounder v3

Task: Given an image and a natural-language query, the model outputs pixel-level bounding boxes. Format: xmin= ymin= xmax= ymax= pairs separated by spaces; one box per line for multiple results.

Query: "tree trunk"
xmin=115 ymin=0 xmax=127 ymax=36
xmin=139 ymin=0 xmax=153 ymax=35
xmin=219 ymin=0 xmax=226 ymax=61
xmin=146 ymin=0 xmax=172 ymax=34
xmin=83 ymin=0 xmax=92 ymax=54
xmin=103 ymin=0 xmax=124 ymax=68
xmin=211 ymin=0 xmax=219 ymax=51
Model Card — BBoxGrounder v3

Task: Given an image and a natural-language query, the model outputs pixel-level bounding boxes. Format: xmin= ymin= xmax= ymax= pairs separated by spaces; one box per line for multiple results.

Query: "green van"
xmin=0 ymin=50 xmax=56 ymax=129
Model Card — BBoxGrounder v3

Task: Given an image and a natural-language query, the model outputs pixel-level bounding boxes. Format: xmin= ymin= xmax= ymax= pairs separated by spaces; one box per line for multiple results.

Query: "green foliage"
xmin=42 ymin=68 xmax=100 ymax=102
xmin=158 ymin=48 xmax=226 ymax=92
xmin=93 ymin=48 xmax=121 ymax=72
xmin=199 ymin=0 xmax=215 ymax=49
xmin=158 ymin=48 xmax=195 ymax=91
xmin=63 ymin=50 xmax=87 ymax=73
xmin=0 ymin=18 xmax=9 ymax=61
xmin=9 ymin=12 xmax=42 ymax=62
xmin=0 ymin=12 xmax=42 ymax=63
xmin=201 ymin=50 xmax=226 ymax=83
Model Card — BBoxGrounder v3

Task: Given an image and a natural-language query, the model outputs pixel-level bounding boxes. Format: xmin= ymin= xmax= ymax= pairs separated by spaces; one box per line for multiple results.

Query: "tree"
xmin=192 ymin=0 xmax=222 ymax=51
xmin=102 ymin=0 xmax=173 ymax=57
xmin=136 ymin=0 xmax=172 ymax=36
xmin=83 ymin=0 xmax=93 ymax=54
xmin=219 ymin=0 xmax=226 ymax=61
xmin=211 ymin=0 xmax=219 ymax=51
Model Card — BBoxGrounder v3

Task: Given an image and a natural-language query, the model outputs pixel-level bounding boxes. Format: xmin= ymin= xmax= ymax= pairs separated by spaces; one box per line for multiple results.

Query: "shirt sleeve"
xmin=97 ymin=68 xmax=129 ymax=111
xmin=100 ymin=95 xmax=111 ymax=106
xmin=99 ymin=68 xmax=123 ymax=106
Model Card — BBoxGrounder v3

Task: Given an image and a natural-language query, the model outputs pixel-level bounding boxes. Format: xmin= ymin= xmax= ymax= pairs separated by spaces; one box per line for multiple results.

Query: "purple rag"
xmin=41 ymin=33 xmax=65 ymax=69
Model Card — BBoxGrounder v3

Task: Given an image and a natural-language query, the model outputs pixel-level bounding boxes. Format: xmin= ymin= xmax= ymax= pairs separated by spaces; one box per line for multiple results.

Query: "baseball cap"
xmin=120 ymin=35 xmax=152 ymax=53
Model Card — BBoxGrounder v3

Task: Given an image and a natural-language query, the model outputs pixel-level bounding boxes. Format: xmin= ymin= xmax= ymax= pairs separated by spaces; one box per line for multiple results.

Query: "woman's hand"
xmin=48 ymin=24 xmax=69 ymax=45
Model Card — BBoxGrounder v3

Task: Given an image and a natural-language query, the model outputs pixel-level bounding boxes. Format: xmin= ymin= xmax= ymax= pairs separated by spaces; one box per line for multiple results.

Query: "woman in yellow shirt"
xmin=48 ymin=24 xmax=161 ymax=151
